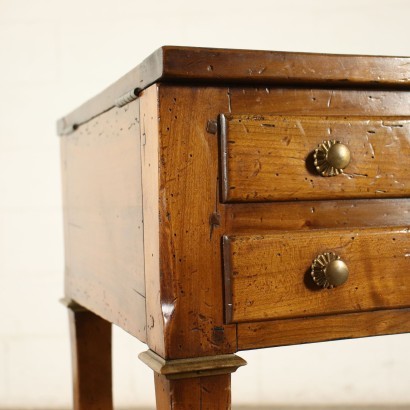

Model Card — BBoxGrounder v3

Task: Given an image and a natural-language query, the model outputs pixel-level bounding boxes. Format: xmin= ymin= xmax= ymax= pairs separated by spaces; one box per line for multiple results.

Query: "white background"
xmin=1 ymin=0 xmax=410 ymax=408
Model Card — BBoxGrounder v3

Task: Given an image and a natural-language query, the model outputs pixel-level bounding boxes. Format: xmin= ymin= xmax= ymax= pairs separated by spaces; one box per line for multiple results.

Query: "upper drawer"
xmin=220 ymin=114 xmax=410 ymax=202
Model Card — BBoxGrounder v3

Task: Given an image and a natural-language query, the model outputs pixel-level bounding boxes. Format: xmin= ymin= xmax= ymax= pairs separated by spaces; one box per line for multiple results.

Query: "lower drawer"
xmin=223 ymin=227 xmax=410 ymax=323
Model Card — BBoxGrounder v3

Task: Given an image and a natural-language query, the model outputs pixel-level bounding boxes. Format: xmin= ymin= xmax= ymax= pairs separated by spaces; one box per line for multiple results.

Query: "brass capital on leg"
xmin=139 ymin=350 xmax=247 ymax=380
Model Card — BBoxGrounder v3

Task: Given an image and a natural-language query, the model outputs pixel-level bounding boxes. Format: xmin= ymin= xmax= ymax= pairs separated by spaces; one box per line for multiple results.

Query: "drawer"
xmin=223 ymin=227 xmax=410 ymax=323
xmin=220 ymin=114 xmax=410 ymax=202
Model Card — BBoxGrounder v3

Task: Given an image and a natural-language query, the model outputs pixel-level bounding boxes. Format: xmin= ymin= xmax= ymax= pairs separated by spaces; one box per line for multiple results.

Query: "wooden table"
xmin=58 ymin=46 xmax=410 ymax=409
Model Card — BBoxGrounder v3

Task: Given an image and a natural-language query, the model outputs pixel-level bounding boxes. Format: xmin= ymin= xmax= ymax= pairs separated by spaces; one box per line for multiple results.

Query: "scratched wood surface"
xmin=144 ymin=84 xmax=237 ymax=359
xmin=60 ymin=99 xmax=146 ymax=341
xmin=237 ymin=308 xmax=410 ymax=350
xmin=224 ymin=227 xmax=410 ymax=323
xmin=229 ymin=88 xmax=410 ymax=116
xmin=58 ymin=46 xmax=410 ymax=135
xmin=224 ymin=198 xmax=410 ymax=233
xmin=154 ymin=373 xmax=231 ymax=410
xmin=58 ymin=48 xmax=410 ymax=408
xmin=221 ymin=114 xmax=410 ymax=202
xmin=140 ymin=85 xmax=164 ymax=355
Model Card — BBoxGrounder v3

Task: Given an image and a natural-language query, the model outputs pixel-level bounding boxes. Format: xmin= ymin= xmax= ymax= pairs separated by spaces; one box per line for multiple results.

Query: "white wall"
xmin=1 ymin=0 xmax=410 ymax=407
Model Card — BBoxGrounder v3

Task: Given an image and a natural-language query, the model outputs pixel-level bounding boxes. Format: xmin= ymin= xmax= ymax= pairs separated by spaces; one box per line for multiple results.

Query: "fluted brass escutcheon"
xmin=311 ymin=252 xmax=349 ymax=289
xmin=314 ymin=140 xmax=351 ymax=177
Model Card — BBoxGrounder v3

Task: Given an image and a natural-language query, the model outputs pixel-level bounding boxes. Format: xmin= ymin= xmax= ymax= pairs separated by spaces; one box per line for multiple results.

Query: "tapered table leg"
xmin=68 ymin=302 xmax=113 ymax=410
xmin=154 ymin=373 xmax=231 ymax=410
xmin=140 ymin=349 xmax=246 ymax=410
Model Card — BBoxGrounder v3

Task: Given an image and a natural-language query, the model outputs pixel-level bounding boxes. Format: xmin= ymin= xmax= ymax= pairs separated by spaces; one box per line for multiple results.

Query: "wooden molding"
xmin=237 ymin=308 xmax=410 ymax=350
xmin=58 ymin=46 xmax=410 ymax=135
xmin=139 ymin=350 xmax=247 ymax=380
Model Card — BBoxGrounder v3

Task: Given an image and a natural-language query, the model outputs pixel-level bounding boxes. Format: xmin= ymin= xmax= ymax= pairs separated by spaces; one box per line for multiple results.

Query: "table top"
xmin=57 ymin=46 xmax=410 ymax=135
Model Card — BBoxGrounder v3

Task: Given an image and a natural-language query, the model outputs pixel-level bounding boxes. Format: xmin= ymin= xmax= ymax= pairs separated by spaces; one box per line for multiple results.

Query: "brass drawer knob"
xmin=311 ymin=252 xmax=349 ymax=289
xmin=314 ymin=140 xmax=351 ymax=177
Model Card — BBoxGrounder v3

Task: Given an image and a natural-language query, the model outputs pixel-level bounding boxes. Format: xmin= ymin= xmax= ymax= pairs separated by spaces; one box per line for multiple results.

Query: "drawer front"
xmin=220 ymin=114 xmax=410 ymax=202
xmin=223 ymin=227 xmax=410 ymax=323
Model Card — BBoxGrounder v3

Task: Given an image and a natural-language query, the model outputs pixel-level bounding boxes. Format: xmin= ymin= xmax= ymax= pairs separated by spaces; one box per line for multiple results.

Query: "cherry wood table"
xmin=58 ymin=46 xmax=410 ymax=409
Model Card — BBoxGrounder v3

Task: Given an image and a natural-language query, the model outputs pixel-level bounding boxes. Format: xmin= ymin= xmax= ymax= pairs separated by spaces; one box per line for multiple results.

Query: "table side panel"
xmin=60 ymin=100 xmax=146 ymax=341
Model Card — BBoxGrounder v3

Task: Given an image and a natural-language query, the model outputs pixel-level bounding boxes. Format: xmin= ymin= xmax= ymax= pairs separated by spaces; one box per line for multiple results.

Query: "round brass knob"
xmin=314 ymin=140 xmax=351 ymax=177
xmin=311 ymin=252 xmax=349 ymax=289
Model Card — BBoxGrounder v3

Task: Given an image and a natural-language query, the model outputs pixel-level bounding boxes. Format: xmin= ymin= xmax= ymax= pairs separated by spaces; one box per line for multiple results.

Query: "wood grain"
xmin=238 ymin=309 xmax=410 ymax=350
xmin=154 ymin=373 xmax=231 ymax=410
xmin=229 ymin=88 xmax=410 ymax=116
xmin=58 ymin=47 xmax=410 ymax=135
xmin=161 ymin=47 xmax=410 ymax=87
xmin=224 ymin=199 xmax=410 ymax=233
xmin=224 ymin=227 xmax=410 ymax=323
xmin=69 ymin=307 xmax=112 ymax=410
xmin=139 ymin=85 xmax=164 ymax=356
xmin=221 ymin=114 xmax=410 ymax=202
xmin=154 ymin=85 xmax=237 ymax=359
xmin=60 ymin=99 xmax=146 ymax=341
